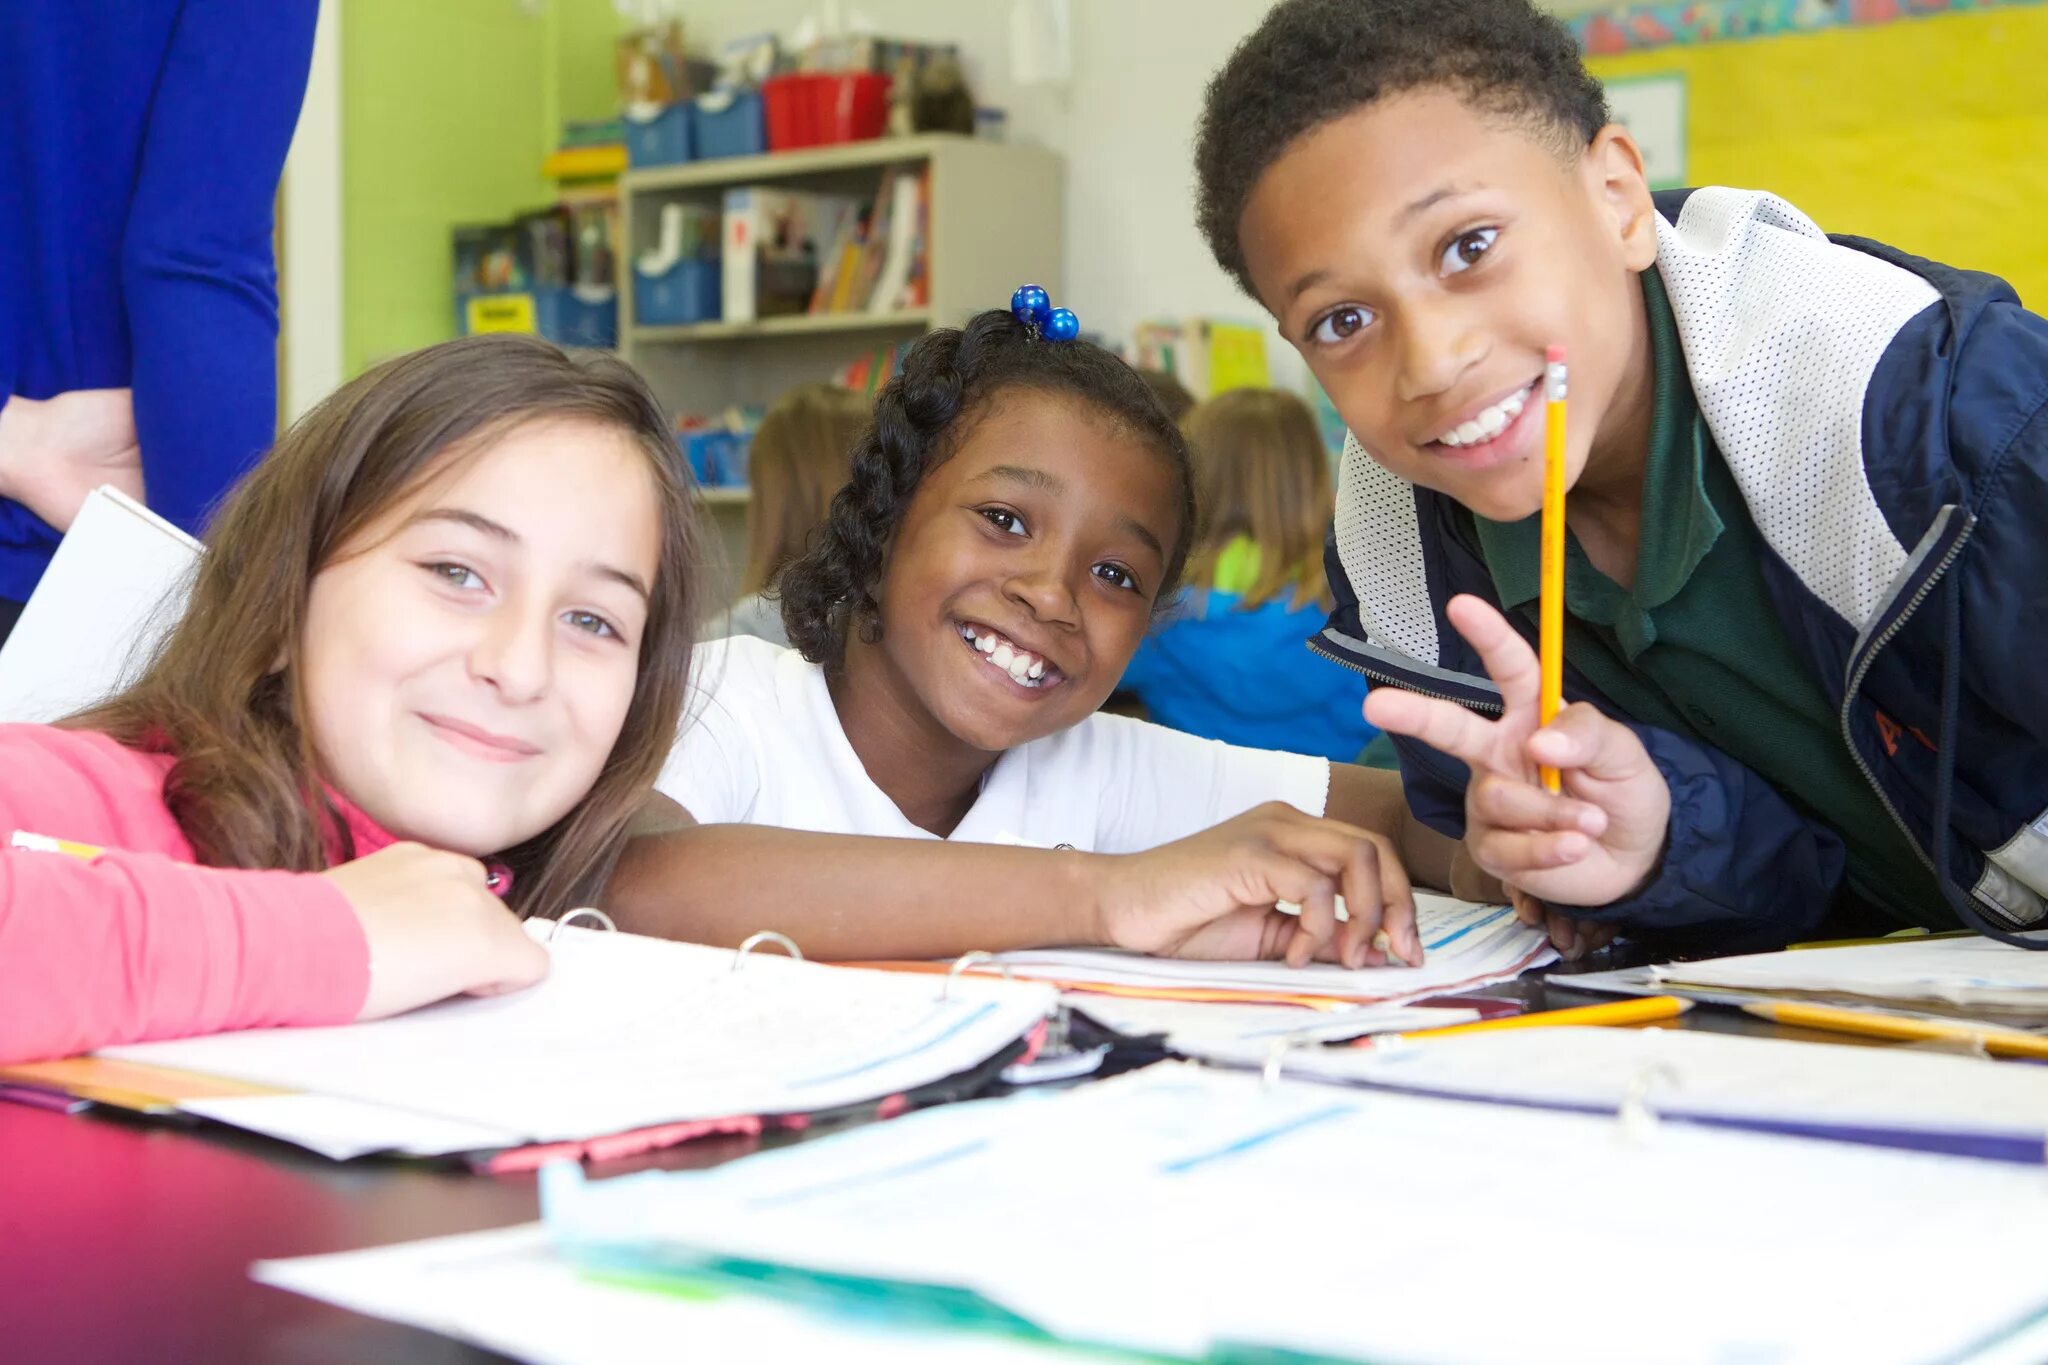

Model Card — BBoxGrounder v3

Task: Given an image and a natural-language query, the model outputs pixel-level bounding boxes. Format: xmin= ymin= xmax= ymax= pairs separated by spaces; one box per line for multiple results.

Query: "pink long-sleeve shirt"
xmin=0 ymin=723 xmax=375 ymax=1064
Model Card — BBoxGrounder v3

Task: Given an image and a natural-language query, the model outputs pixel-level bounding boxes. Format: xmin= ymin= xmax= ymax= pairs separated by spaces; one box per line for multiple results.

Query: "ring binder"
xmin=543 ymin=908 xmax=617 ymax=942
xmin=731 ymin=930 xmax=802 ymax=971
xmin=941 ymin=951 xmax=1014 ymax=1001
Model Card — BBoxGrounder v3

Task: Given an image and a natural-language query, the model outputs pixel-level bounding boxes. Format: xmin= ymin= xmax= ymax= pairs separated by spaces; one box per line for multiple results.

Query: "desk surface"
xmin=0 ymin=970 xmax=1844 ymax=1364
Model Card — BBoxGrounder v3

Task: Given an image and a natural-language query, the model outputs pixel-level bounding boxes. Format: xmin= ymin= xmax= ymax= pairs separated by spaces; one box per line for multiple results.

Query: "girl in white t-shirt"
xmin=613 ymin=301 xmax=1496 ymax=966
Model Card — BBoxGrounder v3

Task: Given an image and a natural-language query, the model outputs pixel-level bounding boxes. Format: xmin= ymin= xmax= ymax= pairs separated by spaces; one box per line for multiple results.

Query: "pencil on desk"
xmin=1365 ymin=994 xmax=1689 ymax=1044
xmin=1741 ymin=1001 xmax=2048 ymax=1059
xmin=1539 ymin=345 xmax=1568 ymax=793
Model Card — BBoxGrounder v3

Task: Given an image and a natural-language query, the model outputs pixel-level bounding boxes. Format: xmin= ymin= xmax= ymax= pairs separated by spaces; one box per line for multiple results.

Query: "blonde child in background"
xmin=1119 ymin=388 xmax=1375 ymax=762
xmin=709 ymin=382 xmax=868 ymax=646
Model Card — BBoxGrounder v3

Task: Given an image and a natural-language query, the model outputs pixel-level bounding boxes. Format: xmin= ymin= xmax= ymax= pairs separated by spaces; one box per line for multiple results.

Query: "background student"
xmin=1119 ymin=387 xmax=1375 ymax=762
xmin=0 ymin=334 xmax=703 ymax=1064
xmin=1193 ymin=0 xmax=2048 ymax=954
xmin=708 ymin=382 xmax=869 ymax=646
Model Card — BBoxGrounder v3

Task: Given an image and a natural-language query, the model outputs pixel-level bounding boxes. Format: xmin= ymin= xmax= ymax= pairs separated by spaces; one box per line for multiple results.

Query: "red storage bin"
xmin=764 ymin=72 xmax=892 ymax=150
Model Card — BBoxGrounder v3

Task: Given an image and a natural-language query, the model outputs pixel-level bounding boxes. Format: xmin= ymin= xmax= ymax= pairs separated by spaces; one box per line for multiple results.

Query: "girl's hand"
xmin=1096 ymin=802 xmax=1422 ymax=969
xmin=1364 ymin=594 xmax=1669 ymax=912
xmin=320 ymin=842 xmax=550 ymax=1020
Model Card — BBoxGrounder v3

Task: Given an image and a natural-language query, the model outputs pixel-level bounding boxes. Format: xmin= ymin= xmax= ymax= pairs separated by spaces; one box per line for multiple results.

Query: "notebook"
xmin=87 ymin=924 xmax=1055 ymax=1161
xmin=517 ymin=1064 xmax=2048 ymax=1364
xmin=0 ymin=485 xmax=198 ymax=724
xmin=855 ymin=895 xmax=1553 ymax=1008
xmin=1209 ymin=1023 xmax=2048 ymax=1163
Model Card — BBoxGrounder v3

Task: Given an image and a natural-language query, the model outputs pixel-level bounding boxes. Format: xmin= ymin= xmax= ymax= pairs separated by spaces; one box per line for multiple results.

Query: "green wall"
xmin=341 ymin=0 xmax=620 ymax=376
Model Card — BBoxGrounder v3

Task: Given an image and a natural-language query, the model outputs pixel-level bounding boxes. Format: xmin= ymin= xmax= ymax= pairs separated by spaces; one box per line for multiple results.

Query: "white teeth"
xmin=1007 ymin=657 xmax=1032 ymax=682
xmin=1437 ymin=386 xmax=1529 ymax=448
xmin=964 ymin=623 xmax=1053 ymax=687
xmin=976 ymin=633 xmax=996 ymax=654
xmin=990 ymin=643 xmax=1014 ymax=668
xmin=1027 ymin=659 xmax=1045 ymax=679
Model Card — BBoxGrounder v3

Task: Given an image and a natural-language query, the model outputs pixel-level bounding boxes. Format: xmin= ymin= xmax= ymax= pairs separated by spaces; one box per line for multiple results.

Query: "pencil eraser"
xmin=1546 ymin=344 xmax=1566 ymax=364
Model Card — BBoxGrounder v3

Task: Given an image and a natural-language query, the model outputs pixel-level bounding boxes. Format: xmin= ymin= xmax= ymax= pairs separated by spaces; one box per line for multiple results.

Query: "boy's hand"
xmin=1511 ymin=885 xmax=1618 ymax=962
xmin=1364 ymin=595 xmax=1669 ymax=911
xmin=1096 ymin=802 xmax=1422 ymax=969
xmin=321 ymin=842 xmax=550 ymax=1020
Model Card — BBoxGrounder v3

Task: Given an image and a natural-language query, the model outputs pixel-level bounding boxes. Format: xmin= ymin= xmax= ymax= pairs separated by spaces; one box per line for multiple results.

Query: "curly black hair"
xmin=779 ymin=309 xmax=1196 ymax=666
xmin=1195 ymin=0 xmax=1610 ymax=298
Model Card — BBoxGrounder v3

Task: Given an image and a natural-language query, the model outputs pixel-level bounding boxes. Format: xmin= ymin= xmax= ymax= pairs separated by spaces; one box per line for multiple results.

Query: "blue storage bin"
xmin=623 ymin=103 xmax=692 ymax=167
xmin=533 ymin=285 xmax=617 ymax=349
xmin=693 ymin=90 xmax=766 ymax=159
xmin=635 ymin=258 xmax=721 ymax=327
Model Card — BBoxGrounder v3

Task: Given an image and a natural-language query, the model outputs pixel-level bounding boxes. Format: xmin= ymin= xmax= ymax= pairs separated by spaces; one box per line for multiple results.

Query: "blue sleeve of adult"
xmin=121 ymin=0 xmax=318 ymax=536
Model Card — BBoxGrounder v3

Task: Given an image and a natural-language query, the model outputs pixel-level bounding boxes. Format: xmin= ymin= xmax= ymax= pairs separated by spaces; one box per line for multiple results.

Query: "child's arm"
xmin=0 ymin=841 xmax=549 ymax=1065
xmin=608 ymin=795 xmax=1424 ymax=967
xmin=1323 ymin=762 xmax=1504 ymax=902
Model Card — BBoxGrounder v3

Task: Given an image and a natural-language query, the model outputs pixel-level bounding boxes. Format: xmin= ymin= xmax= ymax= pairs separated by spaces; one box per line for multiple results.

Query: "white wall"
xmin=280 ymin=0 xmax=345 ymax=424
xmin=676 ymin=0 xmax=1304 ymax=387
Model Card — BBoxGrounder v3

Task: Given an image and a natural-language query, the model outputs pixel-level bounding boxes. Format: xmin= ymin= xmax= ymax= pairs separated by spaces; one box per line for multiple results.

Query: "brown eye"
xmin=1308 ymin=306 xmax=1374 ymax=346
xmin=1441 ymin=227 xmax=1498 ymax=275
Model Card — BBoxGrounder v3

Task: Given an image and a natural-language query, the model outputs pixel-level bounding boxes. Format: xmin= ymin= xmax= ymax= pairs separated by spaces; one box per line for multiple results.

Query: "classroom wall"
xmin=1588 ymin=4 xmax=2048 ymax=307
xmin=339 ymin=0 xmax=622 ymax=377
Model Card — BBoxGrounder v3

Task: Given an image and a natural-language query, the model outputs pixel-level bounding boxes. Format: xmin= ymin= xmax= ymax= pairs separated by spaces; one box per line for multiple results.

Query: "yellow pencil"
xmin=1539 ymin=345 xmax=1568 ymax=793
xmin=1741 ymin=1001 xmax=2048 ymax=1059
xmin=1381 ymin=994 xmax=1689 ymax=1043
xmin=9 ymin=829 xmax=106 ymax=859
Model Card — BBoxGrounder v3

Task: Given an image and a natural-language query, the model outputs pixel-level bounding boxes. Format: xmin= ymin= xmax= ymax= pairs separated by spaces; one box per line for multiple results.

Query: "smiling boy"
xmin=1195 ymin=0 xmax=2048 ymax=953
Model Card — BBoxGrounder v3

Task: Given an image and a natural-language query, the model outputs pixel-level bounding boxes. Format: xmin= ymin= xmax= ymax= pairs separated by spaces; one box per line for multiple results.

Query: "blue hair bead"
xmin=1010 ymin=284 xmax=1052 ymax=327
xmin=1043 ymin=307 xmax=1079 ymax=342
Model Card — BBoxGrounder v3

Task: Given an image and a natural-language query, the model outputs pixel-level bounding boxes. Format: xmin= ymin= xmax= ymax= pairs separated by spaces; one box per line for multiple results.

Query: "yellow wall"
xmin=1589 ymin=6 xmax=2048 ymax=307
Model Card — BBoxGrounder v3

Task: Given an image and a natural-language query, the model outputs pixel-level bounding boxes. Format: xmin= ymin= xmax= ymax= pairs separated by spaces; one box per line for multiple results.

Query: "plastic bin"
xmin=533 ymin=286 xmax=617 ymax=349
xmin=634 ymin=258 xmax=721 ymax=327
xmin=683 ymin=429 xmax=752 ymax=487
xmin=623 ymin=102 xmax=692 ymax=167
xmin=763 ymin=72 xmax=891 ymax=151
xmin=693 ymin=90 xmax=766 ymax=160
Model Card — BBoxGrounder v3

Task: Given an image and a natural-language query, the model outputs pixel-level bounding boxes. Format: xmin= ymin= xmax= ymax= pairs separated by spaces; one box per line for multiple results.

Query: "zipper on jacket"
xmin=1836 ymin=518 xmax=1975 ymax=894
xmin=1305 ymin=636 xmax=1504 ymax=715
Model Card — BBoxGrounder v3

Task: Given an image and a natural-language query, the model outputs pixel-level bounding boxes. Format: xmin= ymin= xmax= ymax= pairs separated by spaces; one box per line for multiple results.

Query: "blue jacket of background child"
xmin=1121 ymin=579 xmax=1376 ymax=764
xmin=1315 ymin=188 xmax=2048 ymax=951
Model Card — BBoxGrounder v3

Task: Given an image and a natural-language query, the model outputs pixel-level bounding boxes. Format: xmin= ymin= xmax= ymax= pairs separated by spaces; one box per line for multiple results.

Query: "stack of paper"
xmin=1215 ymin=1024 xmax=2048 ymax=1162
xmin=92 ymin=925 xmax=1054 ymax=1160
xmin=937 ymin=896 xmax=1551 ymax=1007
xmin=261 ymin=1063 xmax=2048 ymax=1364
xmin=1653 ymin=931 xmax=2048 ymax=1017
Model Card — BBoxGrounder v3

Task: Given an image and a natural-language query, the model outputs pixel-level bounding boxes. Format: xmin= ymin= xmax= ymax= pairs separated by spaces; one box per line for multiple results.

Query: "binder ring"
xmin=1262 ymin=1036 xmax=1300 ymax=1089
xmin=942 ymin=950 xmax=1014 ymax=1000
xmin=1616 ymin=1061 xmax=1680 ymax=1143
xmin=732 ymin=930 xmax=803 ymax=971
xmin=543 ymin=907 xmax=617 ymax=942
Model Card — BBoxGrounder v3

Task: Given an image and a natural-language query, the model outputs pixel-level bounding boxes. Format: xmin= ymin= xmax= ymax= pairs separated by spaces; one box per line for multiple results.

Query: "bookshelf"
xmin=618 ymin=134 xmax=1063 ymax=587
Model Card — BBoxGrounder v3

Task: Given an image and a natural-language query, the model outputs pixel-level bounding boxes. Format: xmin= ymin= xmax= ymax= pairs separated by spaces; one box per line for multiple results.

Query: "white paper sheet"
xmin=1072 ymin=997 xmax=1477 ymax=1051
xmin=1653 ymin=931 xmax=2048 ymax=1012
xmin=1212 ymin=1023 xmax=2048 ymax=1149
xmin=0 ymin=486 xmax=197 ymax=724
xmin=254 ymin=1224 xmax=1065 ymax=1365
xmin=540 ymin=1064 xmax=2048 ymax=1365
xmin=991 ymin=895 xmax=1552 ymax=1002
xmin=103 ymin=926 xmax=1054 ymax=1154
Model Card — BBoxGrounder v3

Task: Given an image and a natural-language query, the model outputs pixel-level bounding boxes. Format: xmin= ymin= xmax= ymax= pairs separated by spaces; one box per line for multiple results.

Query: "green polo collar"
xmin=1472 ymin=266 xmax=1723 ymax=658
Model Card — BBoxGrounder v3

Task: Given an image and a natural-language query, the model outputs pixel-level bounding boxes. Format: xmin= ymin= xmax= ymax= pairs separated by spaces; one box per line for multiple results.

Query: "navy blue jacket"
xmin=1315 ymin=189 xmax=2048 ymax=952
xmin=0 ymin=1 xmax=317 ymax=602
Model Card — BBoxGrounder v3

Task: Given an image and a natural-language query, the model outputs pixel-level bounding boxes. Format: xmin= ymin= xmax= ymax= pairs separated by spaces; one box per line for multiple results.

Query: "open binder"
xmin=4 ymin=921 xmax=1057 ymax=1164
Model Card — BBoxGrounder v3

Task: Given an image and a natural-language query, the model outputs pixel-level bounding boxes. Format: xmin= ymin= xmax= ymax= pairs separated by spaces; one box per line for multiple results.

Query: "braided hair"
xmin=779 ymin=309 xmax=1196 ymax=666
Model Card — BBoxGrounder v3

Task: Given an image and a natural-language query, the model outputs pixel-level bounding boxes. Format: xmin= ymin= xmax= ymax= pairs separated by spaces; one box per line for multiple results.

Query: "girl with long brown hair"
xmin=0 ymin=334 xmax=704 ymax=1064
xmin=1119 ymin=387 xmax=1377 ymax=761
